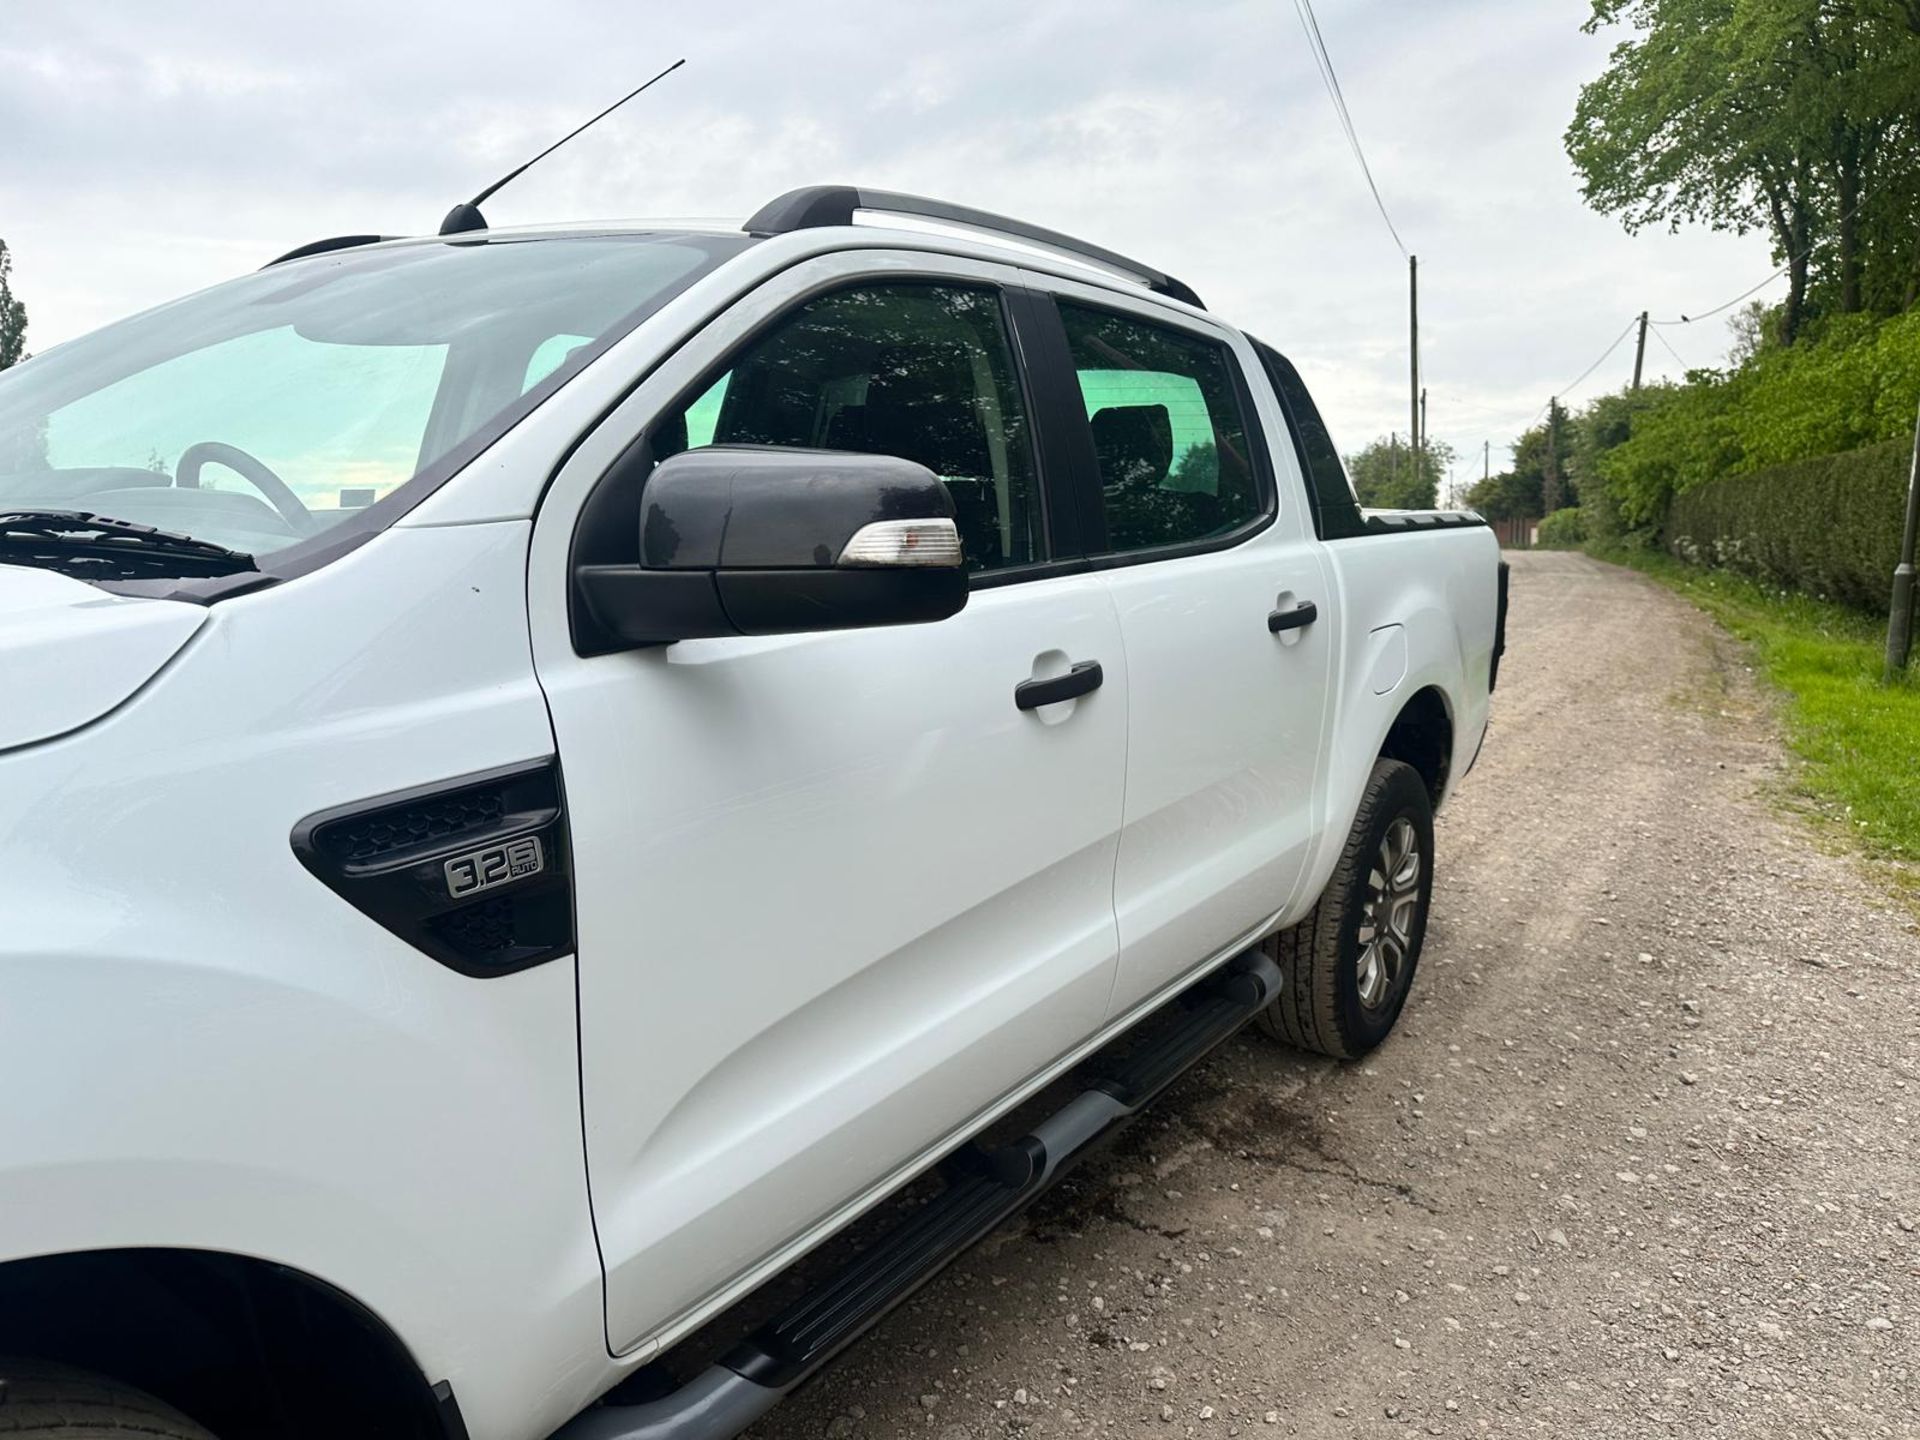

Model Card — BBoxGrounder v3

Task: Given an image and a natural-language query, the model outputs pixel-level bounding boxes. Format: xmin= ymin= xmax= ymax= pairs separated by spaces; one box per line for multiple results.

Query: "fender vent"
xmin=325 ymin=791 xmax=508 ymax=863
xmin=292 ymin=761 xmax=574 ymax=977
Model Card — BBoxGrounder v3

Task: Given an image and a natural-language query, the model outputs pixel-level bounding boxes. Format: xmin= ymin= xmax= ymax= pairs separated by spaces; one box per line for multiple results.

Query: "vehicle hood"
xmin=0 ymin=564 xmax=208 ymax=753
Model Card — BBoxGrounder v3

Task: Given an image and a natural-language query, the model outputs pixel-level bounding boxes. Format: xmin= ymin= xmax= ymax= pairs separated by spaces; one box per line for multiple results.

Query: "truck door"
xmin=525 ymin=257 xmax=1128 ymax=1356
xmin=1020 ymin=274 xmax=1335 ymax=1018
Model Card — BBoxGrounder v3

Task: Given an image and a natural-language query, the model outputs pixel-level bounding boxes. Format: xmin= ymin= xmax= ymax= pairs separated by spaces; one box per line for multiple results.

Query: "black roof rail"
xmin=742 ymin=186 xmax=1204 ymax=310
xmin=264 ymin=234 xmax=392 ymax=269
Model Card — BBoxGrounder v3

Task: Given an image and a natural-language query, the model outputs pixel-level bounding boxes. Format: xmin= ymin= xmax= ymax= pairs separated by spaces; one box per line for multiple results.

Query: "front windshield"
xmin=0 ymin=232 xmax=746 ymax=565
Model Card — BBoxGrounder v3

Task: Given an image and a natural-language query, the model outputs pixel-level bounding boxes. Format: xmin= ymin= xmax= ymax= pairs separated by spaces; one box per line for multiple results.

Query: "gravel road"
xmin=752 ymin=550 xmax=1920 ymax=1439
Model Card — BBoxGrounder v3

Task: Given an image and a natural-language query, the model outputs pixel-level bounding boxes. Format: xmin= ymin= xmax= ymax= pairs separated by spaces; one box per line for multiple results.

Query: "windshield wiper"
xmin=0 ymin=510 xmax=258 ymax=580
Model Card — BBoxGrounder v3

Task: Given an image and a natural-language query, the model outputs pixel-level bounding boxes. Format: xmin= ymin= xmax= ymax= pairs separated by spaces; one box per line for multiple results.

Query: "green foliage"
xmin=1345 ymin=436 xmax=1453 ymax=510
xmin=1593 ymin=543 xmax=1920 ymax=874
xmin=1664 ymin=438 xmax=1913 ymax=609
xmin=1462 ymin=469 xmax=1540 ymax=521
xmin=0 ymin=239 xmax=25 ymax=371
xmin=1536 ymin=507 xmax=1589 ymax=548
xmin=1463 ymin=401 xmax=1583 ymax=522
xmin=1570 ymin=1 xmax=1920 ymax=336
xmin=1596 ymin=308 xmax=1920 ymax=526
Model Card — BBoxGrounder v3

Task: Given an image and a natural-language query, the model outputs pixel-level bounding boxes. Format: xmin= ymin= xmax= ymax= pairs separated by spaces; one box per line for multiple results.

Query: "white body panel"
xmin=0 ymin=526 xmax=620 ymax=1439
xmin=0 ymin=565 xmax=206 ymax=751
xmin=0 ymin=217 xmax=1500 ymax=1440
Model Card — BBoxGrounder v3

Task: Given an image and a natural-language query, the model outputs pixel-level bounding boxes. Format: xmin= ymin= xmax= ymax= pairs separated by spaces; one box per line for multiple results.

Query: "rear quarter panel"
xmin=1296 ymin=525 xmax=1500 ymax=912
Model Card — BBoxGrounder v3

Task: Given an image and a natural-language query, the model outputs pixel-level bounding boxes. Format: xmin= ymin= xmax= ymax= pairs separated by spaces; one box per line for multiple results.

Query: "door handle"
xmin=1015 ymin=660 xmax=1104 ymax=711
xmin=1268 ymin=601 xmax=1319 ymax=634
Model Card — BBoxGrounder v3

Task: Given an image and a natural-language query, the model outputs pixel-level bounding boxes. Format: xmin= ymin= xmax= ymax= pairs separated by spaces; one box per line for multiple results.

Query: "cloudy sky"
xmin=0 ymin=0 xmax=1778 ymax=491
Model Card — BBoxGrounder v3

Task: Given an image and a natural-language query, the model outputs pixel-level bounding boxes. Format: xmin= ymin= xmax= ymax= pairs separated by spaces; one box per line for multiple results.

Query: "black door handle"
xmin=1268 ymin=601 xmax=1319 ymax=634
xmin=1015 ymin=660 xmax=1104 ymax=711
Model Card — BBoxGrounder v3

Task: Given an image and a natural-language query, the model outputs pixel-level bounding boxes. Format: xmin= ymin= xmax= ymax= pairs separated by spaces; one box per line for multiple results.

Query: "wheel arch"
xmin=0 ymin=1247 xmax=457 ymax=1440
xmin=1377 ymin=684 xmax=1455 ymax=809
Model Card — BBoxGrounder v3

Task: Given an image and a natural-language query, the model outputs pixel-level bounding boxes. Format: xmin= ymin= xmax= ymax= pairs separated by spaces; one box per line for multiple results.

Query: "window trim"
xmin=1024 ymin=292 xmax=1279 ymax=572
xmin=573 ymin=274 xmax=1069 ymax=592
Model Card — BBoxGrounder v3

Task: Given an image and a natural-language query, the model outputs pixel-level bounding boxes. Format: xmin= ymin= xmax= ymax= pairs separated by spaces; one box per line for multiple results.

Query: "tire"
xmin=0 ymin=1357 xmax=217 ymax=1438
xmin=1258 ymin=757 xmax=1435 ymax=1059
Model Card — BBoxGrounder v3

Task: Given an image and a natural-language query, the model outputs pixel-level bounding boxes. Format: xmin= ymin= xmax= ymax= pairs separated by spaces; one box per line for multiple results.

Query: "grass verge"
xmin=1587 ymin=542 xmax=1920 ymax=893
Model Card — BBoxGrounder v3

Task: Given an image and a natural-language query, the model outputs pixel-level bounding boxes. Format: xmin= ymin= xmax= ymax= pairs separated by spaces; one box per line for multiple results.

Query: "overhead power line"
xmin=1650 ymin=264 xmax=1787 ymax=328
xmin=1650 ymin=324 xmax=1691 ymax=370
xmin=1291 ymin=0 xmax=1408 ymax=258
xmin=1650 ymin=185 xmax=1881 ymax=328
xmin=1532 ymin=315 xmax=1642 ymax=423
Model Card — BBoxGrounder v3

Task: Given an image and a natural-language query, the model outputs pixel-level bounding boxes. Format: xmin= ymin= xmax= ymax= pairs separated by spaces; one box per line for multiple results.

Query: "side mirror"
xmin=574 ymin=447 xmax=969 ymax=648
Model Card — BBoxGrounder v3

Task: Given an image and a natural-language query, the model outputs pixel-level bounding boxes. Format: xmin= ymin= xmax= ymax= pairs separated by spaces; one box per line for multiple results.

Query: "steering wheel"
xmin=175 ymin=441 xmax=315 ymax=534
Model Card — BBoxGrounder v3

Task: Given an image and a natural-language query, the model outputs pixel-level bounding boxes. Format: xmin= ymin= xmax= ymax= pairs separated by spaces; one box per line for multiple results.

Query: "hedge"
xmin=1665 ymin=438 xmax=1913 ymax=610
xmin=1536 ymin=507 xmax=1587 ymax=548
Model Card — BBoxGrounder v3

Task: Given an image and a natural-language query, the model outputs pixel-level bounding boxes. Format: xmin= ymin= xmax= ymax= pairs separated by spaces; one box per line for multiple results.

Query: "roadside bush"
xmin=1536 ymin=507 xmax=1588 ymax=548
xmin=1665 ymin=439 xmax=1912 ymax=610
xmin=1596 ymin=309 xmax=1920 ymax=531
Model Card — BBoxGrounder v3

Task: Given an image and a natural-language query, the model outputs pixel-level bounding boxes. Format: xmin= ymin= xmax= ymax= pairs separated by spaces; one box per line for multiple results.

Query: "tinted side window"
xmin=1058 ymin=303 xmax=1261 ymax=554
xmin=1253 ymin=340 xmax=1365 ymax=540
xmin=657 ymin=284 xmax=1041 ymax=573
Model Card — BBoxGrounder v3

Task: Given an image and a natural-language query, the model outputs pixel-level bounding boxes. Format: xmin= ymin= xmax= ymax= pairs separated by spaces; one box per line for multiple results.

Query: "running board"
xmin=552 ymin=948 xmax=1283 ymax=1440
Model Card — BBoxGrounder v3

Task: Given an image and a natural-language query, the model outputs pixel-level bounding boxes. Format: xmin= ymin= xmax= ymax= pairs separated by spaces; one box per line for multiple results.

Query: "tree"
xmin=1345 ymin=436 xmax=1452 ymax=510
xmin=0 ymin=238 xmax=25 ymax=371
xmin=1462 ymin=469 xmax=1541 ymax=522
xmin=1726 ymin=300 xmax=1774 ymax=365
xmin=1567 ymin=0 xmax=1920 ymax=342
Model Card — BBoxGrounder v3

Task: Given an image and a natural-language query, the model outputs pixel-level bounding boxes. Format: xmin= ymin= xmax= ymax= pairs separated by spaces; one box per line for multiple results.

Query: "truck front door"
xmin=527 ymin=256 xmax=1129 ymax=1356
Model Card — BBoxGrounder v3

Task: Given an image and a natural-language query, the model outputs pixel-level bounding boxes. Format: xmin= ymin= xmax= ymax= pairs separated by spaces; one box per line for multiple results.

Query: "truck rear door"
xmin=1018 ymin=274 xmax=1335 ymax=1018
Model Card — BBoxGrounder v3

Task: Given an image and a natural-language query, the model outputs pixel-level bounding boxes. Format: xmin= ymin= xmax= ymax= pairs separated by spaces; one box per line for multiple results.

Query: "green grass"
xmin=1588 ymin=542 xmax=1920 ymax=882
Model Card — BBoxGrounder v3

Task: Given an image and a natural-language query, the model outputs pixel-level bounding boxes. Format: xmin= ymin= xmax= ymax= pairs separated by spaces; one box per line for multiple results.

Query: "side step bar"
xmin=554 ymin=948 xmax=1283 ymax=1440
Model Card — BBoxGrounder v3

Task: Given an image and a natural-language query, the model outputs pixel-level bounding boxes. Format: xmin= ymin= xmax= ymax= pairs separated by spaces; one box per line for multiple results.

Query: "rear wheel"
xmin=0 ymin=1357 xmax=216 ymax=1438
xmin=1258 ymin=757 xmax=1434 ymax=1059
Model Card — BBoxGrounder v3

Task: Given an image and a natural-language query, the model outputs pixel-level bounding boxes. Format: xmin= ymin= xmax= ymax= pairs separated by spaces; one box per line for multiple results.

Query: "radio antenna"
xmin=439 ymin=58 xmax=688 ymax=236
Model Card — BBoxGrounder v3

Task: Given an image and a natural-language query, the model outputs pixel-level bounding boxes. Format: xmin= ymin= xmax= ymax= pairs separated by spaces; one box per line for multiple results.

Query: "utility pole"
xmin=1483 ymin=439 xmax=1490 ymax=483
xmin=1409 ymin=257 xmax=1420 ymax=485
xmin=1389 ymin=431 xmax=1400 ymax=487
xmin=1633 ymin=311 xmax=1650 ymax=390
xmin=1543 ymin=398 xmax=1562 ymax=515
xmin=1886 ymin=399 xmax=1920 ymax=682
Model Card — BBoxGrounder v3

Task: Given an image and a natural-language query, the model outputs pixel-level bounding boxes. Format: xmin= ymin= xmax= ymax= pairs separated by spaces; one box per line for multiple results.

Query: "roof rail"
xmin=742 ymin=186 xmax=1204 ymax=310
xmin=263 ymin=234 xmax=392 ymax=269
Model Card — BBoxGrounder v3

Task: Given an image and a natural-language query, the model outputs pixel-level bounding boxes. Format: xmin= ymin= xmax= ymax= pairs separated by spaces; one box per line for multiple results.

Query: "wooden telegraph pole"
xmin=1632 ymin=311 xmax=1650 ymax=390
xmin=1409 ymin=257 xmax=1420 ymax=486
xmin=1543 ymin=398 xmax=1563 ymax=515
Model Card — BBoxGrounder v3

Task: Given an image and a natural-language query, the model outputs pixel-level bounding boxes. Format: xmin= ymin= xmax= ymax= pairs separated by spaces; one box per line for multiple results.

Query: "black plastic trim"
xmin=1014 ymin=659 xmax=1103 ymax=710
xmin=1354 ymin=510 xmax=1490 ymax=534
xmin=704 ymin=949 xmax=1281 ymax=1396
xmin=1268 ymin=600 xmax=1319 ymax=633
xmin=1491 ymin=559 xmax=1511 ymax=692
xmin=1003 ymin=286 xmax=1100 ymax=558
xmin=1249 ymin=339 xmax=1368 ymax=542
xmin=264 ymin=234 xmax=393 ymax=267
xmin=431 ymin=1382 xmax=472 ymax=1440
xmin=289 ymin=759 xmax=575 ymax=978
xmin=743 ymin=185 xmax=1205 ymax=309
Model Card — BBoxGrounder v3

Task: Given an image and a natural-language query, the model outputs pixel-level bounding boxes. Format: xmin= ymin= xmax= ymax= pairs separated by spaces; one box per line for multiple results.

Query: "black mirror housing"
xmin=575 ymin=447 xmax=969 ymax=649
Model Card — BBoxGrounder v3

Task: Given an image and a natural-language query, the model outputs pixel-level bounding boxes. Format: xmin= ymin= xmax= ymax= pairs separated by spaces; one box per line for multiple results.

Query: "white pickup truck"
xmin=0 ymin=187 xmax=1506 ymax=1440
